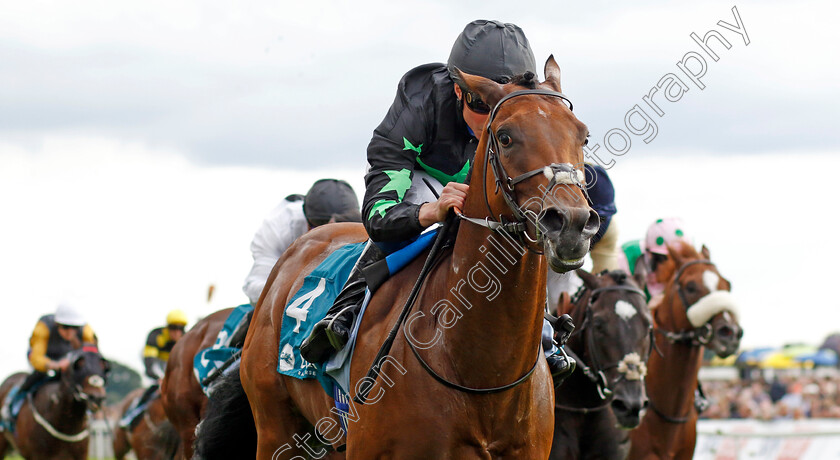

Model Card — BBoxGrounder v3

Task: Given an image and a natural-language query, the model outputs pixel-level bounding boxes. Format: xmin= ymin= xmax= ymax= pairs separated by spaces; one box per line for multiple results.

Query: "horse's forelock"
xmin=510 ymin=71 xmax=538 ymax=89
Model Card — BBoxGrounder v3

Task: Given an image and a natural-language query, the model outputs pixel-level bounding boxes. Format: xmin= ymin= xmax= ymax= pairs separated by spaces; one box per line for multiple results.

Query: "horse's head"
xmin=561 ymin=269 xmax=652 ymax=428
xmin=456 ymin=56 xmax=599 ymax=272
xmin=657 ymin=243 xmax=743 ymax=357
xmin=63 ymin=344 xmax=109 ymax=411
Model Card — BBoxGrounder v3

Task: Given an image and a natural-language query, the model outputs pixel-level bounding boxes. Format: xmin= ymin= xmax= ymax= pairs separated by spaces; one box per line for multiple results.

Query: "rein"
xmin=26 ymin=392 xmax=89 ymax=443
xmin=356 ymin=89 xmax=581 ymax=402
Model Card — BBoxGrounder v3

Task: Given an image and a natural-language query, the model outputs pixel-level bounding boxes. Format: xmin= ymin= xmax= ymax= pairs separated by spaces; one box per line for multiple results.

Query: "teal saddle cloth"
xmin=276 ymin=242 xmax=367 ymax=393
xmin=277 ymin=230 xmax=439 ymax=396
xmin=193 ymin=303 xmax=254 ymax=394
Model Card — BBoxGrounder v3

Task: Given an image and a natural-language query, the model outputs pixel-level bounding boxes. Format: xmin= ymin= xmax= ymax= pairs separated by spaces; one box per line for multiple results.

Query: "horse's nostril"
xmin=718 ymin=326 xmax=733 ymax=338
xmin=611 ymin=400 xmax=629 ymax=414
xmin=585 ymin=210 xmax=600 ymax=236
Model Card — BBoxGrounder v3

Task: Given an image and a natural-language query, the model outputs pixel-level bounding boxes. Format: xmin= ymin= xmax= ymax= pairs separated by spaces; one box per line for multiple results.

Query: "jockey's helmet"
xmin=303 ymin=179 xmax=362 ymax=227
xmin=55 ymin=302 xmax=86 ymax=327
xmin=644 ymin=217 xmax=693 ymax=256
xmin=447 ymin=20 xmax=536 ymax=84
xmin=166 ymin=309 xmax=189 ymax=327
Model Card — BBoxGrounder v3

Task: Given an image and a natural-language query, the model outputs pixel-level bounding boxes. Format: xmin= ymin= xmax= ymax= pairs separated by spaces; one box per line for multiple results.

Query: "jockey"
xmin=143 ymin=309 xmax=189 ymax=381
xmin=618 ymin=217 xmax=694 ymax=300
xmin=301 ymin=20 xmax=610 ymax=386
xmin=119 ymin=309 xmax=188 ymax=428
xmin=242 ymin=179 xmax=362 ymax=306
xmin=4 ymin=303 xmax=96 ymax=421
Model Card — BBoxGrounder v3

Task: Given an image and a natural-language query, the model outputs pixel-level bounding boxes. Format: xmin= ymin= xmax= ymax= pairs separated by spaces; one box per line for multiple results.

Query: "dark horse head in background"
xmin=550 ymin=269 xmax=652 ymax=460
xmin=0 ymin=344 xmax=109 ymax=459
xmin=64 ymin=344 xmax=110 ymax=411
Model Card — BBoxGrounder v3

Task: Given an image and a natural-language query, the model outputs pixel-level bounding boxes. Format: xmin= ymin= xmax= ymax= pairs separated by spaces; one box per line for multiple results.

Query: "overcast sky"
xmin=1 ymin=0 xmax=838 ymax=378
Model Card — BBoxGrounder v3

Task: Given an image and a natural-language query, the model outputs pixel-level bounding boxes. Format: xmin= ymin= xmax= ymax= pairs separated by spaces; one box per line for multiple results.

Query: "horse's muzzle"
xmin=710 ymin=323 xmax=743 ymax=358
xmin=612 ymin=395 xmax=649 ymax=429
xmin=540 ymin=207 xmax=599 ymax=272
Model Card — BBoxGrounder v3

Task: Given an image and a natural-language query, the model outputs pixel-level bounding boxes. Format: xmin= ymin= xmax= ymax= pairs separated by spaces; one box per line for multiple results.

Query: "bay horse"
xmin=0 ymin=346 xmax=109 ymax=459
xmin=549 ymin=269 xmax=652 ymax=460
xmin=160 ymin=307 xmax=235 ymax=459
xmin=196 ymin=56 xmax=598 ymax=459
xmin=113 ymin=387 xmax=144 ymax=459
xmin=114 ymin=387 xmax=178 ymax=460
xmin=627 ymin=242 xmax=742 ymax=460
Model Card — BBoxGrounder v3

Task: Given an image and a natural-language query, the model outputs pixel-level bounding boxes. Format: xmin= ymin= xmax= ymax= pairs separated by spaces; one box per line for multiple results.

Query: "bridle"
xmin=653 ymin=259 xmax=717 ymax=346
xmin=405 ymin=88 xmax=585 ymax=395
xmin=561 ymin=283 xmax=650 ymax=408
xmin=649 ymin=259 xmax=721 ymax=423
xmin=454 ymin=88 xmax=589 ymax=252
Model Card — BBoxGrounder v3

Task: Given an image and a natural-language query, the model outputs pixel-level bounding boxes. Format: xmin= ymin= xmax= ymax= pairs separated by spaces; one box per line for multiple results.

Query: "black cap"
xmin=303 ymin=179 xmax=362 ymax=227
xmin=447 ymin=20 xmax=536 ymax=84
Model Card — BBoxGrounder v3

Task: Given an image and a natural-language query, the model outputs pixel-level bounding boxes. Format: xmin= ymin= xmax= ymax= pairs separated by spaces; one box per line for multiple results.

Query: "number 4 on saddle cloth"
xmin=277 ymin=229 xmax=440 ymax=402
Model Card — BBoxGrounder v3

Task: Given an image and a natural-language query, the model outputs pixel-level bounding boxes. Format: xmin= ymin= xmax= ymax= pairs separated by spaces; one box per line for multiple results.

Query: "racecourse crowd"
xmin=700 ymin=374 xmax=840 ymax=420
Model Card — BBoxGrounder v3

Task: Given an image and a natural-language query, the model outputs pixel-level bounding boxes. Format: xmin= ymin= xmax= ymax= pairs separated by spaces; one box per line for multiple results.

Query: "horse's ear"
xmin=558 ymin=291 xmax=573 ymax=315
xmin=665 ymin=242 xmax=686 ymax=267
xmin=632 ymin=258 xmax=648 ymax=291
xmin=576 ymin=268 xmax=599 ymax=290
xmin=543 ymin=55 xmax=562 ymax=92
xmin=453 ymin=67 xmax=506 ymax=108
xmin=701 ymin=244 xmax=711 ymax=260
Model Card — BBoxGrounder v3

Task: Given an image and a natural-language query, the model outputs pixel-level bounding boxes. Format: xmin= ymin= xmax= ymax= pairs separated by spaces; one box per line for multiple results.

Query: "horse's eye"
xmin=685 ymin=282 xmax=698 ymax=295
xmin=498 ymin=133 xmax=512 ymax=147
xmin=583 ymin=135 xmax=589 ymax=147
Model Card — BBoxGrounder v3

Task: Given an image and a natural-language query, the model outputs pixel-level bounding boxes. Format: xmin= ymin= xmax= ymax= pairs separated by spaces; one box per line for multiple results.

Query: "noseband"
xmin=456 ymin=89 xmax=589 ymax=249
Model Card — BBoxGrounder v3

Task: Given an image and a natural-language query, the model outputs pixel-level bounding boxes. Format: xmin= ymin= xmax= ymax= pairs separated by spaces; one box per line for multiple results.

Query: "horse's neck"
xmin=648 ymin=301 xmax=703 ymax=417
xmin=428 ymin=221 xmax=545 ymax=384
xmin=556 ymin=304 xmax=604 ymax=407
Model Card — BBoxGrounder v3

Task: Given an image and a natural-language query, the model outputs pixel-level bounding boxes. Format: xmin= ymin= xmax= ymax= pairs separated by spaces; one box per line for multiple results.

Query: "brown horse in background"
xmin=0 ymin=347 xmax=109 ymax=459
xmin=160 ymin=307 xmax=233 ymax=459
xmin=113 ymin=388 xmax=178 ymax=460
xmin=196 ymin=56 xmax=599 ymax=459
xmin=628 ymin=243 xmax=742 ymax=459
xmin=113 ymin=387 xmax=144 ymax=459
xmin=549 ymin=269 xmax=651 ymax=460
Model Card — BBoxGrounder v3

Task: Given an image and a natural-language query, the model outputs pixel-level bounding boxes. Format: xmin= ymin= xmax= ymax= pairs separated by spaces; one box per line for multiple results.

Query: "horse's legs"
xmin=247 ymin=373 xmax=313 ymax=460
xmin=112 ymin=425 xmax=130 ymax=460
xmin=0 ymin=433 xmax=8 ymax=458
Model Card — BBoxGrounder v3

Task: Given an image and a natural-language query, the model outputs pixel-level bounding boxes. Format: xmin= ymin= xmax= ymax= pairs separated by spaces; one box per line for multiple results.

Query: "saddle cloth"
xmin=193 ymin=303 xmax=254 ymax=395
xmin=277 ymin=230 xmax=439 ymax=396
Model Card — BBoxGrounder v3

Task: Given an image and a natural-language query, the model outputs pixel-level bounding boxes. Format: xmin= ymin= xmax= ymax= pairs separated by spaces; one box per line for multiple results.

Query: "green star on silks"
xmin=403 ymin=138 xmax=423 ymax=154
xmin=368 ymin=168 xmax=413 ymax=219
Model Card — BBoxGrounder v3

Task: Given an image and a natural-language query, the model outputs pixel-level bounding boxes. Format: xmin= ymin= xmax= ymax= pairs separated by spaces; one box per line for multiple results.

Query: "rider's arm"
xmin=243 ymin=201 xmax=307 ymax=304
xmin=143 ymin=329 xmax=165 ymax=379
xmin=362 ymin=68 xmax=435 ymax=243
xmin=28 ymin=321 xmax=51 ymax=372
xmin=81 ymin=324 xmax=97 ymax=345
xmin=590 ymin=217 xmax=620 ymax=273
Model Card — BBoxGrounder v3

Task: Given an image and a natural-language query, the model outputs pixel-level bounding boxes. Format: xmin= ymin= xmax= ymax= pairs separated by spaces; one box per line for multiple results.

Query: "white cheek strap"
xmin=686 ymin=290 xmax=739 ymax=328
